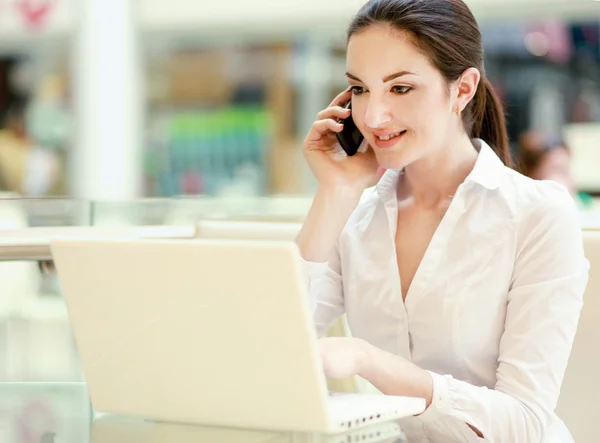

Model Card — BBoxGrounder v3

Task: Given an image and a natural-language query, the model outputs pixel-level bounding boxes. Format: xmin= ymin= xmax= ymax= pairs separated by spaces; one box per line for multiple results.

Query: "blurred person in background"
xmin=0 ymin=102 xmax=43 ymax=316
xmin=0 ymin=94 xmax=62 ymax=197
xmin=0 ymin=99 xmax=30 ymax=193
xmin=517 ymin=129 xmax=594 ymax=211
xmin=295 ymin=0 xmax=588 ymax=442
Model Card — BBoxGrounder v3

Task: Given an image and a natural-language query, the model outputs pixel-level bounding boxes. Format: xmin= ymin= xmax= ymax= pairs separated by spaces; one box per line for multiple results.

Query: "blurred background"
xmin=0 ymin=0 xmax=599 ymax=384
xmin=0 ymin=0 xmax=598 ymax=201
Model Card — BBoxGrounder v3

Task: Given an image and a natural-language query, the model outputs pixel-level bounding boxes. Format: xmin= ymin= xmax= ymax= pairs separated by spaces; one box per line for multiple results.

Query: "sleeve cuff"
xmin=299 ymin=258 xmax=330 ymax=315
xmin=417 ymin=371 xmax=454 ymax=423
xmin=299 ymin=257 xmax=330 ymax=279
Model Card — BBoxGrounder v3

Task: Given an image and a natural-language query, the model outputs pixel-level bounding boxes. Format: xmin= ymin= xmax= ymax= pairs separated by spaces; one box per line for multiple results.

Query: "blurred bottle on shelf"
xmin=144 ymin=106 xmax=273 ymax=198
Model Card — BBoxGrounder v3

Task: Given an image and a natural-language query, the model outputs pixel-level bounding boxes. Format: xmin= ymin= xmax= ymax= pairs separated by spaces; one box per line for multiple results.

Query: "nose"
xmin=364 ymin=95 xmax=393 ymax=130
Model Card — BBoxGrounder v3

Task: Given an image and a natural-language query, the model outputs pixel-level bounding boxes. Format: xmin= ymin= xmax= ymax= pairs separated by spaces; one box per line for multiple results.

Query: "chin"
xmin=373 ymin=149 xmax=411 ymax=171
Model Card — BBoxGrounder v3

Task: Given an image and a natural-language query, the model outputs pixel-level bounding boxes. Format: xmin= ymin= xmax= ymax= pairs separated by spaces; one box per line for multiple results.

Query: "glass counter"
xmin=0 ymin=382 xmax=408 ymax=443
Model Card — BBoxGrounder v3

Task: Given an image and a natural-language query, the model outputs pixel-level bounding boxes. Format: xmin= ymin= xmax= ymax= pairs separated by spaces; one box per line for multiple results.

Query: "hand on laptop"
xmin=318 ymin=337 xmax=371 ymax=379
xmin=318 ymin=337 xmax=433 ymax=409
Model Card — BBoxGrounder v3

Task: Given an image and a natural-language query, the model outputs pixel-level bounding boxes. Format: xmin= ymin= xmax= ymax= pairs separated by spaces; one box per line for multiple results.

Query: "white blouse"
xmin=302 ymin=140 xmax=589 ymax=443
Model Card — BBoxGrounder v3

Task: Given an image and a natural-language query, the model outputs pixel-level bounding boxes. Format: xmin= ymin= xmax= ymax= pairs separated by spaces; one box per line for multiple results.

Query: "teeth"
xmin=378 ymin=131 xmax=402 ymax=141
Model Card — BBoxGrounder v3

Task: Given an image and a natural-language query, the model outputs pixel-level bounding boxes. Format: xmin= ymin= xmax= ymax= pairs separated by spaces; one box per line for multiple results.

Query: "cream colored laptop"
xmin=91 ymin=413 xmax=406 ymax=443
xmin=50 ymin=238 xmax=425 ymax=433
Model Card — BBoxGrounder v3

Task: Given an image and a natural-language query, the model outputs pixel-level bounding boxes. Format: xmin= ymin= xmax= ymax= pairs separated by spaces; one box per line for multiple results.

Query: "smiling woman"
xmin=295 ymin=1 xmax=589 ymax=443
xmin=344 ymin=2 xmax=510 ymax=171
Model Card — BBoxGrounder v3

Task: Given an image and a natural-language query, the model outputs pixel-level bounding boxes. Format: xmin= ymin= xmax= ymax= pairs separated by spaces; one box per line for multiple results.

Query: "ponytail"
xmin=470 ymin=77 xmax=511 ymax=166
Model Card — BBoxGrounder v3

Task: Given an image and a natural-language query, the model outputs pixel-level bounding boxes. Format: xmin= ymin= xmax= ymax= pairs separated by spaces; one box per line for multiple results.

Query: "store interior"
xmin=0 ymin=4 xmax=599 ymax=439
xmin=0 ymin=3 xmax=598 ymax=201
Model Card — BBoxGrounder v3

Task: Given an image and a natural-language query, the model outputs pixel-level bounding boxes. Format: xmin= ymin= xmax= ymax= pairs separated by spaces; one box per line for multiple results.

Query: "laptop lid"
xmin=51 ymin=238 xmax=330 ymax=431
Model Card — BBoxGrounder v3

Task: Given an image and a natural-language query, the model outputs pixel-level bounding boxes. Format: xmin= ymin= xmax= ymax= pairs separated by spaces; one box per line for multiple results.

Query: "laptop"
xmin=50 ymin=238 xmax=426 ymax=433
xmin=90 ymin=413 xmax=406 ymax=443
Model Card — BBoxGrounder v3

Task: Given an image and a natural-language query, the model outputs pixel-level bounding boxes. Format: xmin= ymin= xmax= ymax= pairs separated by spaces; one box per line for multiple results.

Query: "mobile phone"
xmin=335 ymin=100 xmax=364 ymax=156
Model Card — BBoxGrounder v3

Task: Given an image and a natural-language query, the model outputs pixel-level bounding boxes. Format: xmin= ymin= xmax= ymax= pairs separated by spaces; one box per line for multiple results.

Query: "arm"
xmin=356 ymin=194 xmax=588 ymax=442
xmin=297 ymin=87 xmax=380 ymax=337
xmin=295 ymin=185 xmax=363 ymax=262
xmin=296 ymin=185 xmax=363 ymax=338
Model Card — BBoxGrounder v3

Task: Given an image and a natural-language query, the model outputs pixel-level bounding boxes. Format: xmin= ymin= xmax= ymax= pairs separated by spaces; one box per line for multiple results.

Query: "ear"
xmin=453 ymin=67 xmax=480 ymax=115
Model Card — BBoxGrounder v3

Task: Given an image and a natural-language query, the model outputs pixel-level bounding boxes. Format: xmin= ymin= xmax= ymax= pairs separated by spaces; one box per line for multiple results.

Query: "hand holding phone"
xmin=301 ymin=89 xmax=378 ymax=190
xmin=335 ymin=100 xmax=364 ymax=157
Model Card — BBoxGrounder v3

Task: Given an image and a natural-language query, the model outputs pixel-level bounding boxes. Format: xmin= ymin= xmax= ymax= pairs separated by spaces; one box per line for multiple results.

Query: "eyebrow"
xmin=345 ymin=70 xmax=417 ymax=83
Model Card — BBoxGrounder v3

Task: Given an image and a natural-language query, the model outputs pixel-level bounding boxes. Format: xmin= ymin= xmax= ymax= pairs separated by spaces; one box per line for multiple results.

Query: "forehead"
xmin=346 ymin=25 xmax=433 ymax=77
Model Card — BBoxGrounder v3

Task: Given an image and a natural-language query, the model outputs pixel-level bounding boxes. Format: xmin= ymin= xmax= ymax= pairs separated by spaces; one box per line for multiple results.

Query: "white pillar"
xmin=71 ymin=0 xmax=143 ymax=200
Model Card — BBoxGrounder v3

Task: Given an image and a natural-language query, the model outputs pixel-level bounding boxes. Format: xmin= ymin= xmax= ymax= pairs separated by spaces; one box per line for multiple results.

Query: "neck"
xmin=399 ymin=133 xmax=478 ymax=208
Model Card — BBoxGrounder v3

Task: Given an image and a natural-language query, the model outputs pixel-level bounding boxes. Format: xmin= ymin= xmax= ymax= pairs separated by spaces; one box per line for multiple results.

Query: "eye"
xmin=350 ymin=86 xmax=366 ymax=95
xmin=391 ymin=85 xmax=412 ymax=95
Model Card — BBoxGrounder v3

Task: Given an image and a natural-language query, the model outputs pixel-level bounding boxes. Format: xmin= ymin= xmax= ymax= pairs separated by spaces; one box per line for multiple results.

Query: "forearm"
xmin=357 ymin=341 xmax=551 ymax=440
xmin=358 ymin=340 xmax=433 ymax=406
xmin=295 ymin=185 xmax=363 ymax=262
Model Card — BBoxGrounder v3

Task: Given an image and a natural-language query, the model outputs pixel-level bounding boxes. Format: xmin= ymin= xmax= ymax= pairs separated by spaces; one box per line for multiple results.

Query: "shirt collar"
xmin=375 ymin=138 xmax=505 ymax=199
xmin=464 ymin=139 xmax=505 ymax=191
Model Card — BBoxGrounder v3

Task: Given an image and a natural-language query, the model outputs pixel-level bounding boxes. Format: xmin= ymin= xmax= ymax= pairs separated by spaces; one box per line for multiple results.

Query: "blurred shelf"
xmin=0 ymin=0 xmax=598 ymax=47
xmin=139 ymin=0 xmax=600 ymax=38
xmin=0 ymin=225 xmax=196 ymax=261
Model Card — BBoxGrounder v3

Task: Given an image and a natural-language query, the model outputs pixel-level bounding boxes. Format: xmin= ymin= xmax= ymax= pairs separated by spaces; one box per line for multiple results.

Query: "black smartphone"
xmin=335 ymin=100 xmax=364 ymax=156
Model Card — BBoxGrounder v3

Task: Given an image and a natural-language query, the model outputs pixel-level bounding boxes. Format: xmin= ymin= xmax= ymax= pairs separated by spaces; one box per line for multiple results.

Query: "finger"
xmin=306 ymin=133 xmax=342 ymax=154
xmin=327 ymin=88 xmax=353 ymax=108
xmin=311 ymin=118 xmax=343 ymax=138
xmin=321 ymin=132 xmax=338 ymax=145
xmin=316 ymin=106 xmax=352 ymax=122
xmin=318 ymin=134 xmax=342 ymax=153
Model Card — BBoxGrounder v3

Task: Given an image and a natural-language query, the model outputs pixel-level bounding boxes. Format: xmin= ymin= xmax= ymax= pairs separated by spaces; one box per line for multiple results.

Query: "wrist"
xmin=418 ymin=369 xmax=434 ymax=408
xmin=317 ymin=183 xmax=365 ymax=200
xmin=356 ymin=340 xmax=433 ymax=405
xmin=315 ymin=185 xmax=364 ymax=213
xmin=356 ymin=338 xmax=375 ymax=378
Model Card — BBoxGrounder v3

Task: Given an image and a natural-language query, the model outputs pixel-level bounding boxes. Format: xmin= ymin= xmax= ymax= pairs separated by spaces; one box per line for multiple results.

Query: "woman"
xmin=517 ymin=130 xmax=594 ymax=211
xmin=295 ymin=0 xmax=589 ymax=442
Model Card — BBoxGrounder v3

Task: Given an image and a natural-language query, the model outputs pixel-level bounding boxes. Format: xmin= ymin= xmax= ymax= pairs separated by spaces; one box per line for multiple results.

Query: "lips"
xmin=377 ymin=131 xmax=404 ymax=141
xmin=373 ymin=130 xmax=407 ymax=149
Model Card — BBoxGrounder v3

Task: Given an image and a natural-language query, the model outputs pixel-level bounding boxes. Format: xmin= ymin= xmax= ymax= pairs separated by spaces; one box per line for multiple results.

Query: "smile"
xmin=376 ymin=131 xmax=405 ymax=141
xmin=374 ymin=130 xmax=407 ymax=148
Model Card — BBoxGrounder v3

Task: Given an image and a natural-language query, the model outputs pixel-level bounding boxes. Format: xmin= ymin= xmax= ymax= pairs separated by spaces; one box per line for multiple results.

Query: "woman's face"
xmin=346 ymin=26 xmax=459 ymax=170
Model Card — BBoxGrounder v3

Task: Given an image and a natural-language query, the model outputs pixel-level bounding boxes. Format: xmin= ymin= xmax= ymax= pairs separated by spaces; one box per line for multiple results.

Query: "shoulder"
xmin=501 ymin=167 xmax=579 ymax=225
xmin=499 ymin=168 xmax=583 ymax=258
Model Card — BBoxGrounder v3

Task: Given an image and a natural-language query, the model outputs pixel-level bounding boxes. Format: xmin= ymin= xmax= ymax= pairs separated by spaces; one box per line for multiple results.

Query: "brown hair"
xmin=517 ymin=131 xmax=570 ymax=178
xmin=347 ymin=0 xmax=511 ymax=166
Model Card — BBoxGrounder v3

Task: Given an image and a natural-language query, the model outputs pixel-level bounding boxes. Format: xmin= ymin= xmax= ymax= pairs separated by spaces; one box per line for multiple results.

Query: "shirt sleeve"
xmin=300 ymin=241 xmax=345 ymax=338
xmin=417 ymin=191 xmax=589 ymax=442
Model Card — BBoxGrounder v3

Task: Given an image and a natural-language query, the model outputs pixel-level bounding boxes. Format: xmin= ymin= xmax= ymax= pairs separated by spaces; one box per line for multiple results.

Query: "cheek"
xmin=402 ymin=91 xmax=450 ymax=129
xmin=350 ymin=100 xmax=367 ymax=132
xmin=352 ymin=89 xmax=451 ymax=134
